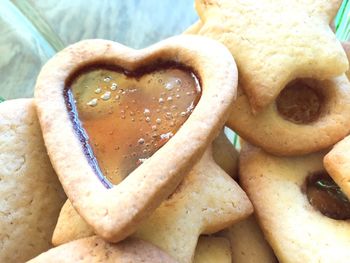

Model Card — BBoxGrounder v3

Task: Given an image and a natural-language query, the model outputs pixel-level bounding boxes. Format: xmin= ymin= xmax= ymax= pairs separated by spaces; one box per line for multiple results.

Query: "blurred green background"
xmin=0 ymin=0 xmax=197 ymax=100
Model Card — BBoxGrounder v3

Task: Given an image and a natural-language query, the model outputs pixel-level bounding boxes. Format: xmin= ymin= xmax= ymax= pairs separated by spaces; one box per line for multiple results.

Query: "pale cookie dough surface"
xmin=227 ymin=75 xmax=350 ymax=156
xmin=195 ymin=0 xmax=348 ymax=112
xmin=52 ymin=131 xmax=240 ymax=245
xmin=52 ymin=146 xmax=253 ymax=263
xmin=194 ymin=236 xmax=231 ymax=263
xmin=28 ymin=236 xmax=177 ymax=263
xmin=324 ymin=135 xmax=350 ymax=199
xmin=212 ymin=130 xmax=238 ymax=179
xmin=0 ymin=99 xmax=65 ymax=263
xmin=240 ymin=144 xmax=350 ymax=263
xmin=224 ymin=216 xmax=277 ymax=263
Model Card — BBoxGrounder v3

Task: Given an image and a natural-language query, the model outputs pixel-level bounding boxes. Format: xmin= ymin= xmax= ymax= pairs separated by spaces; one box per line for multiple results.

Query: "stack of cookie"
xmin=1 ymin=0 xmax=350 ymax=262
xmin=188 ymin=0 xmax=350 ymax=262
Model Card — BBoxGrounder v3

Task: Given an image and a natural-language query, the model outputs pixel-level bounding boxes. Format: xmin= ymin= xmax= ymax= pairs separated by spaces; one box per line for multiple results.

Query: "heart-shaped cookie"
xmin=35 ymin=35 xmax=237 ymax=242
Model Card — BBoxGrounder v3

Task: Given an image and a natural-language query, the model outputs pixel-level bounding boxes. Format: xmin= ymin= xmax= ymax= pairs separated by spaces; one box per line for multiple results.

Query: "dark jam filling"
xmin=276 ymin=79 xmax=323 ymax=124
xmin=64 ymin=62 xmax=201 ymax=188
xmin=306 ymin=171 xmax=350 ymax=220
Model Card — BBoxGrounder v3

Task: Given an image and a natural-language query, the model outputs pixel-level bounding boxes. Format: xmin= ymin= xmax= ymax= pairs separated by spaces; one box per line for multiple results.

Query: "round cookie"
xmin=184 ymin=22 xmax=350 ymax=156
xmin=239 ymin=144 xmax=350 ymax=263
xmin=28 ymin=236 xmax=176 ymax=263
xmin=227 ymin=75 xmax=350 ymax=156
xmin=0 ymin=99 xmax=66 ymax=263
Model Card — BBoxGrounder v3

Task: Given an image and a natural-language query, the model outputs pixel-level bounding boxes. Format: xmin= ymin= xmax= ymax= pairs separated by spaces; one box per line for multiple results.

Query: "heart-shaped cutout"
xmin=35 ymin=35 xmax=238 ymax=242
xmin=67 ymin=64 xmax=200 ymax=186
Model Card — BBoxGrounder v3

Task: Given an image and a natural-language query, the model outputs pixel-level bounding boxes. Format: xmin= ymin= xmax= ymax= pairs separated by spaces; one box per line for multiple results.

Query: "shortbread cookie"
xmin=52 ymin=145 xmax=253 ymax=263
xmin=0 ymin=99 xmax=65 ymax=263
xmin=240 ymin=144 xmax=350 ymax=263
xmin=184 ymin=22 xmax=350 ymax=156
xmin=212 ymin=130 xmax=238 ymax=179
xmin=28 ymin=236 xmax=176 ymax=263
xmin=52 ymin=132 xmax=239 ymax=245
xmin=324 ymin=135 xmax=350 ymax=199
xmin=35 ymin=35 xmax=238 ymax=242
xmin=224 ymin=216 xmax=277 ymax=263
xmin=195 ymin=0 xmax=348 ymax=112
xmin=227 ymin=75 xmax=350 ymax=156
xmin=194 ymin=236 xmax=231 ymax=263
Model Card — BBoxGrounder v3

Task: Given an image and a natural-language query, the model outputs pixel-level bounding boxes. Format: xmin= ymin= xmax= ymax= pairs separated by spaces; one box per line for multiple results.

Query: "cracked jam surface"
xmin=66 ymin=64 xmax=201 ymax=185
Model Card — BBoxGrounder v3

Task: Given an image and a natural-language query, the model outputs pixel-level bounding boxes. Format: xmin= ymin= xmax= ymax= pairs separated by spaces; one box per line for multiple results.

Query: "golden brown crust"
xmin=227 ymin=76 xmax=350 ymax=156
xmin=195 ymin=0 xmax=348 ymax=112
xmin=27 ymin=236 xmax=177 ymax=263
xmin=35 ymin=35 xmax=238 ymax=242
xmin=52 ymin=145 xmax=252 ymax=262
xmin=239 ymin=144 xmax=350 ymax=263
xmin=0 ymin=99 xmax=66 ymax=263
xmin=324 ymin=135 xmax=350 ymax=199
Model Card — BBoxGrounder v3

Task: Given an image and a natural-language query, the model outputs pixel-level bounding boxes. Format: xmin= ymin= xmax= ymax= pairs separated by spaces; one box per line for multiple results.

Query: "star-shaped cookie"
xmin=52 ymin=145 xmax=253 ymax=263
xmin=195 ymin=0 xmax=348 ymax=112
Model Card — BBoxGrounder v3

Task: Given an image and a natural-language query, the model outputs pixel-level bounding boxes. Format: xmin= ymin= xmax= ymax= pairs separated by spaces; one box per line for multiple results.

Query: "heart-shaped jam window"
xmin=66 ymin=64 xmax=201 ymax=186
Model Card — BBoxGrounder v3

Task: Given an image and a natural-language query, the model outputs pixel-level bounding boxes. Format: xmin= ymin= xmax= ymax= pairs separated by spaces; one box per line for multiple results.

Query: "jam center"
xmin=276 ymin=79 xmax=323 ymax=124
xmin=66 ymin=65 xmax=201 ymax=185
xmin=306 ymin=171 xmax=350 ymax=220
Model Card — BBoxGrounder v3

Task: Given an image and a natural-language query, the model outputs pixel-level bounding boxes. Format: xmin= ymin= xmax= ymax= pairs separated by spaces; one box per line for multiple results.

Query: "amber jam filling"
xmin=65 ymin=63 xmax=201 ymax=187
xmin=306 ymin=171 xmax=350 ymax=220
xmin=276 ymin=79 xmax=323 ymax=124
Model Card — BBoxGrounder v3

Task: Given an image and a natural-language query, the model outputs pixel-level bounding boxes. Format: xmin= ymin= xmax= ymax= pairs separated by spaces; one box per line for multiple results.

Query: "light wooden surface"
xmin=0 ymin=0 xmax=197 ymax=99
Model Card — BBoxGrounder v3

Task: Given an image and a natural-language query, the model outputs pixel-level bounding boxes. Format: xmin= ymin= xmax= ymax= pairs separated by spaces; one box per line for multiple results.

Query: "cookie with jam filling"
xmin=186 ymin=21 xmax=350 ymax=157
xmin=34 ymin=35 xmax=238 ymax=242
xmin=194 ymin=0 xmax=348 ymax=112
xmin=240 ymin=143 xmax=350 ymax=263
xmin=226 ymin=76 xmax=350 ymax=156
